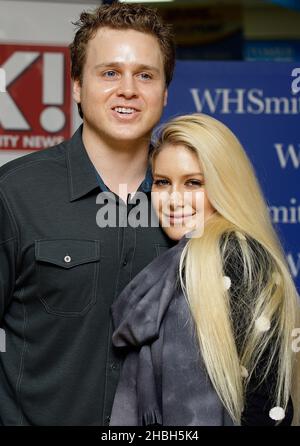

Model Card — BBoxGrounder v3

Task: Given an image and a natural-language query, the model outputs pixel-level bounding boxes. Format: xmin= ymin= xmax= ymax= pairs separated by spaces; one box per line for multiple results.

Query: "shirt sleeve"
xmin=0 ymin=189 xmax=18 ymax=322
xmin=222 ymin=234 xmax=294 ymax=426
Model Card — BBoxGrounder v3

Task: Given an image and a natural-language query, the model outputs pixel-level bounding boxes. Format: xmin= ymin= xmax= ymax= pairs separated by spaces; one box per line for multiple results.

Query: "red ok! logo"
xmin=0 ymin=44 xmax=72 ymax=150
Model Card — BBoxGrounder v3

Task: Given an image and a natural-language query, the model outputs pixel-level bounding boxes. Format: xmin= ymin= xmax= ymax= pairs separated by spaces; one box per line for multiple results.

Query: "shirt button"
xmin=122 ymin=259 xmax=127 ymax=266
xmin=64 ymin=255 xmax=71 ymax=263
xmin=105 ymin=415 xmax=111 ymax=425
xmin=110 ymin=362 xmax=118 ymax=371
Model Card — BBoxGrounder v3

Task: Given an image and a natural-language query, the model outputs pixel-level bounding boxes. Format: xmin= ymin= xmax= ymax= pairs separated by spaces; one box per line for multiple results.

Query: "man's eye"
xmin=103 ymin=70 xmax=117 ymax=78
xmin=139 ymin=72 xmax=152 ymax=80
xmin=153 ymin=179 xmax=169 ymax=186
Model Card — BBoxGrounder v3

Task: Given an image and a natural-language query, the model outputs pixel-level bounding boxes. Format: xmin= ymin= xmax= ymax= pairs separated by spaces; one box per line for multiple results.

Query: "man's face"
xmin=73 ymin=27 xmax=168 ymax=145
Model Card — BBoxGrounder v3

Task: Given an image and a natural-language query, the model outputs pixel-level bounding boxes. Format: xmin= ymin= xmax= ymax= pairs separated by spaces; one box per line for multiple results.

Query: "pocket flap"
xmin=35 ymin=239 xmax=100 ymax=269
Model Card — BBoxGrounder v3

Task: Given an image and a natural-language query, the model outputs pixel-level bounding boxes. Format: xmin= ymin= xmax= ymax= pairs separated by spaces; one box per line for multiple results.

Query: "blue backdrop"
xmin=162 ymin=61 xmax=300 ymax=291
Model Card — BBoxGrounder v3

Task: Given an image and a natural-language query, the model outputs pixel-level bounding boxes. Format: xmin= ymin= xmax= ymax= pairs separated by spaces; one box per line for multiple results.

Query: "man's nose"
xmin=117 ymin=74 xmax=138 ymax=99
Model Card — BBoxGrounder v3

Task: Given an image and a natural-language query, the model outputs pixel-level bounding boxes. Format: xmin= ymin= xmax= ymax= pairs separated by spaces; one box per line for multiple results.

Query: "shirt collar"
xmin=95 ymin=164 xmax=153 ymax=193
xmin=66 ymin=125 xmax=99 ymax=202
xmin=140 ymin=164 xmax=153 ymax=193
xmin=66 ymin=125 xmax=154 ymax=201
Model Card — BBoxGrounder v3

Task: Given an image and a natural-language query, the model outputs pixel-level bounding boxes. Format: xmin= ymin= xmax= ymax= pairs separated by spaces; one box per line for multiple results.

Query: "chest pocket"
xmin=35 ymin=239 xmax=101 ymax=317
xmin=155 ymin=244 xmax=170 ymax=257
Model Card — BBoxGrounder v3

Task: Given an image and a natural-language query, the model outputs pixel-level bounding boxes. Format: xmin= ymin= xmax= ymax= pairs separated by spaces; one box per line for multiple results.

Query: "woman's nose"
xmin=169 ymin=190 xmax=184 ymax=209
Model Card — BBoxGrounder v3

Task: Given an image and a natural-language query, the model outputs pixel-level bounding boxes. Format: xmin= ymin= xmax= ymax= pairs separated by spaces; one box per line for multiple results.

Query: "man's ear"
xmin=73 ymin=79 xmax=81 ymax=104
xmin=163 ymin=89 xmax=168 ymax=107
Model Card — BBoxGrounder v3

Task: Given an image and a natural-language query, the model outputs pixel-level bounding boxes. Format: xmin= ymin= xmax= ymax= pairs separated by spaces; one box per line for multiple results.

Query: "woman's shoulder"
xmin=111 ymin=236 xmax=189 ymax=344
xmin=220 ymin=231 xmax=269 ymax=257
xmin=220 ymin=232 xmax=273 ymax=279
xmin=122 ymin=235 xmax=187 ymax=293
xmin=131 ymin=235 xmax=188 ymax=287
xmin=220 ymin=232 xmax=275 ymax=345
xmin=220 ymin=232 xmax=275 ymax=321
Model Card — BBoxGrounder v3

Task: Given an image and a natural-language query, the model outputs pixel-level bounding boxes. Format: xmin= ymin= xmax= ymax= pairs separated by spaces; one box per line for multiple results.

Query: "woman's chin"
xmin=162 ymin=225 xmax=196 ymax=241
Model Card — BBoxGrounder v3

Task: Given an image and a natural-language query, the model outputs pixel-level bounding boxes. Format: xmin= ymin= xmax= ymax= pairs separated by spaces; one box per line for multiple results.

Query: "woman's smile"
xmin=152 ymin=143 xmax=215 ymax=240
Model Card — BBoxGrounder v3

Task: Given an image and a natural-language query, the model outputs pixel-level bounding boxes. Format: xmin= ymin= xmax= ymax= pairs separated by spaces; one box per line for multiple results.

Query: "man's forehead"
xmin=90 ymin=26 xmax=159 ymax=44
xmin=85 ymin=27 xmax=164 ymax=67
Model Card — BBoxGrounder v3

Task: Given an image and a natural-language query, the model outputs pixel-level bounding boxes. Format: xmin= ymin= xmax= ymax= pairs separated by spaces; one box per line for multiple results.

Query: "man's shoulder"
xmin=0 ymin=139 xmax=68 ymax=186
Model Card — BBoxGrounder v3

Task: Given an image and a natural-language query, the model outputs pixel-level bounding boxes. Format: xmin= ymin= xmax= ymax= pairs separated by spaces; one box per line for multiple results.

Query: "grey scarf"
xmin=110 ymin=236 xmax=235 ymax=426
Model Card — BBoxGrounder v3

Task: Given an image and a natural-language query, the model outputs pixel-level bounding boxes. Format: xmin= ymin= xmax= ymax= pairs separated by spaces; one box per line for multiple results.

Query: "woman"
xmin=109 ymin=113 xmax=300 ymax=426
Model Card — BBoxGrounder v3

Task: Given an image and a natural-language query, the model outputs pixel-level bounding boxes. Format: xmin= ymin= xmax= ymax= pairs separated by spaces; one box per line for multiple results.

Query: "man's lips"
xmin=111 ymin=106 xmax=140 ymax=114
xmin=110 ymin=106 xmax=141 ymax=121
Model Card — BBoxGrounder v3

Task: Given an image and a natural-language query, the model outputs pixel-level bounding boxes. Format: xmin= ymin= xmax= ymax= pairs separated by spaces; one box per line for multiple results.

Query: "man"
xmin=0 ymin=3 xmax=175 ymax=425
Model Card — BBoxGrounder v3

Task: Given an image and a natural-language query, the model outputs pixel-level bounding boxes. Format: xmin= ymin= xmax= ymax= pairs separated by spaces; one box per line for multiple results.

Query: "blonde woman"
xmin=109 ymin=113 xmax=299 ymax=426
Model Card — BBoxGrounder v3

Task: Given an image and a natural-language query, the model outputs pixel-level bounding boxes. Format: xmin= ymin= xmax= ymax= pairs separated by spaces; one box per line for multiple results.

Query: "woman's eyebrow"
xmin=153 ymin=173 xmax=169 ymax=178
xmin=153 ymin=172 xmax=204 ymax=178
xmin=182 ymin=173 xmax=204 ymax=177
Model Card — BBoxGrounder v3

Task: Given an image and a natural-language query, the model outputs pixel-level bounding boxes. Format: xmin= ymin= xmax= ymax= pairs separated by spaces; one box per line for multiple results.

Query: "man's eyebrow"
xmin=137 ymin=64 xmax=161 ymax=74
xmin=94 ymin=62 xmax=161 ymax=73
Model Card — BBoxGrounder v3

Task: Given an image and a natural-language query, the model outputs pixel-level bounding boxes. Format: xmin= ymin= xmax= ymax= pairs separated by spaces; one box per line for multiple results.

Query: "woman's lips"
xmin=163 ymin=213 xmax=195 ymax=224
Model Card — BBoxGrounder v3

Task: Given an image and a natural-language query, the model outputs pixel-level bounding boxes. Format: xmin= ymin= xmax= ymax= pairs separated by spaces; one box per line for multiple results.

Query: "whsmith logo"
xmin=269 ymin=198 xmax=300 ymax=224
xmin=287 ymin=252 xmax=300 ymax=280
xmin=190 ymin=89 xmax=300 ymax=114
xmin=275 ymin=143 xmax=300 ymax=169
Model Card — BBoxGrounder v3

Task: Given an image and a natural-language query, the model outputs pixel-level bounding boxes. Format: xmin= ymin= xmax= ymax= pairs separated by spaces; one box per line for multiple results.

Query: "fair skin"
xmin=152 ymin=144 xmax=215 ymax=240
xmin=73 ymin=27 xmax=168 ymax=201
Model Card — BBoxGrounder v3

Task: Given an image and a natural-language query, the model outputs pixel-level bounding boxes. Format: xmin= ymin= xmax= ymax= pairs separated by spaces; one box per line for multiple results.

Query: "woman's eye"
xmin=186 ymin=180 xmax=203 ymax=187
xmin=153 ymin=179 xmax=169 ymax=186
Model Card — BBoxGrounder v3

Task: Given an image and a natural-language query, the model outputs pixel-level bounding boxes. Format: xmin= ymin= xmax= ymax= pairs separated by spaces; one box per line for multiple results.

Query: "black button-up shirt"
xmin=0 ymin=125 xmax=175 ymax=426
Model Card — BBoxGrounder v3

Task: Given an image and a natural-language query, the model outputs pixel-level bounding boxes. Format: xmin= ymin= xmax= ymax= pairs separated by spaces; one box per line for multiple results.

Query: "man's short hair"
xmin=69 ymin=2 xmax=175 ymax=88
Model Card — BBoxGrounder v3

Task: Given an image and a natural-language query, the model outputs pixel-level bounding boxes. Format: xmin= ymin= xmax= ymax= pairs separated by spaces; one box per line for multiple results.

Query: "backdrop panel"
xmin=162 ymin=61 xmax=300 ymax=291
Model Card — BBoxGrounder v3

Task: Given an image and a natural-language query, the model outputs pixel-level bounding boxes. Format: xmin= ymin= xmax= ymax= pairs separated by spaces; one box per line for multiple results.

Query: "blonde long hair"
xmin=152 ymin=113 xmax=300 ymax=424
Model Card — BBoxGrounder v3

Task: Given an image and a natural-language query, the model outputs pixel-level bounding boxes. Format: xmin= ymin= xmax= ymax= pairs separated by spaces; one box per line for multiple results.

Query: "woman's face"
xmin=151 ymin=143 xmax=215 ymax=241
